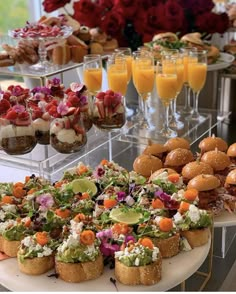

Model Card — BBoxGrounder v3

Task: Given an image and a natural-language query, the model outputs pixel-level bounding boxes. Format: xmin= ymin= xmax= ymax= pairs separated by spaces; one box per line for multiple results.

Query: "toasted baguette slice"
xmin=17 ymin=254 xmax=55 ymax=275
xmin=3 ymin=239 xmax=21 ymax=257
xmin=153 ymin=233 xmax=180 ymax=258
xmin=180 ymin=227 xmax=210 ymax=248
xmin=55 ymin=253 xmax=103 ymax=283
xmin=115 ymin=255 xmax=162 ymax=286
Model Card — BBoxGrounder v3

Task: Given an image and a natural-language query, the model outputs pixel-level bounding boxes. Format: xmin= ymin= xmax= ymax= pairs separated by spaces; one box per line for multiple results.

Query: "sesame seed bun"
xmin=227 ymin=143 xmax=236 ymax=157
xmin=133 ymin=154 xmax=163 ymax=178
xmin=152 ymin=32 xmax=178 ymax=42
xmin=143 ymin=143 xmax=168 ymax=157
xmin=225 ymin=169 xmax=236 ymax=185
xmin=181 ymin=161 xmax=214 ymax=180
xmin=199 ymin=136 xmax=228 ymax=153
xmin=200 ymin=150 xmax=231 ymax=171
xmin=164 ymin=137 xmax=190 ymax=151
xmin=187 ymin=174 xmax=220 ymax=191
xmin=164 ymin=148 xmax=194 ymax=167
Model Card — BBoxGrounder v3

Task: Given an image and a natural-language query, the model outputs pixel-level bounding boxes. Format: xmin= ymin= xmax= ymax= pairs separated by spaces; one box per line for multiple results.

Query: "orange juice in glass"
xmin=115 ymin=48 xmax=132 ymax=83
xmin=83 ymin=54 xmax=102 ymax=95
xmin=107 ymin=54 xmax=128 ymax=96
xmin=187 ymin=50 xmax=207 ymax=121
xmin=156 ymin=61 xmax=178 ymax=138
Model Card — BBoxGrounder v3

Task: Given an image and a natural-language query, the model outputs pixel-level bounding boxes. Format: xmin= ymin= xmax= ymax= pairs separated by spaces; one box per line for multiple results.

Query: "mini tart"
xmin=55 ymin=253 xmax=104 ymax=283
xmin=152 ymin=233 xmax=180 ymax=258
xmin=2 ymin=239 xmax=21 ymax=257
xmin=180 ymin=227 xmax=210 ymax=248
xmin=115 ymin=255 xmax=162 ymax=286
xmin=17 ymin=254 xmax=55 ymax=275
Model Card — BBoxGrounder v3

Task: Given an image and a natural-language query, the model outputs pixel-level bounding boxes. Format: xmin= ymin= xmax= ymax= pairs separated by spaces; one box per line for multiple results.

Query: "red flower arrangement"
xmin=43 ymin=0 xmax=230 ymax=50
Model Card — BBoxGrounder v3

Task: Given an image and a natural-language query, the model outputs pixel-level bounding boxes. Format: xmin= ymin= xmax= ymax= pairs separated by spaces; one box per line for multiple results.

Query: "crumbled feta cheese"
xmin=2 ymin=204 xmax=17 ymax=213
xmin=173 ymin=212 xmax=183 ymax=224
xmin=134 ymin=257 xmax=140 ymax=266
xmin=188 ymin=204 xmax=200 ymax=223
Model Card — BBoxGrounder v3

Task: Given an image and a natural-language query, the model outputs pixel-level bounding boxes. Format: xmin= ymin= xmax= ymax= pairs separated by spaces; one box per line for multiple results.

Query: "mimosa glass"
xmin=161 ymin=50 xmax=184 ymax=130
xmin=179 ymin=47 xmax=197 ymax=115
xmin=83 ymin=54 xmax=102 ymax=96
xmin=187 ymin=50 xmax=207 ymax=122
xmin=133 ymin=53 xmax=155 ymax=130
xmin=156 ymin=61 xmax=178 ymax=138
xmin=107 ymin=54 xmax=128 ymax=96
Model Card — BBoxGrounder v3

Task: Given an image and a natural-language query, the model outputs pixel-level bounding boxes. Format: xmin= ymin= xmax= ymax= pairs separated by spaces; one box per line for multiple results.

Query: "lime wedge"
xmin=110 ymin=208 xmax=143 ymax=225
xmin=71 ymin=179 xmax=97 ymax=196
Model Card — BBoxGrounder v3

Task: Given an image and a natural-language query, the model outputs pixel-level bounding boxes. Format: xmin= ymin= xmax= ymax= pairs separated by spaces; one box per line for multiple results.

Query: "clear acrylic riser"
xmin=0 ymin=108 xmax=230 ymax=183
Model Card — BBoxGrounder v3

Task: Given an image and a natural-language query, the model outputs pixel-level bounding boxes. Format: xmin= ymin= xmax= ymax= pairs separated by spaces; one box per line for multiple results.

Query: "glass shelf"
xmin=0 ymin=108 xmax=230 ymax=183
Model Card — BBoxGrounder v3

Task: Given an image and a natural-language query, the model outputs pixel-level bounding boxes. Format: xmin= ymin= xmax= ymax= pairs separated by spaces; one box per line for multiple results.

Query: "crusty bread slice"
xmin=153 ymin=233 xmax=180 ymax=258
xmin=0 ymin=235 xmax=4 ymax=252
xmin=17 ymin=254 xmax=55 ymax=275
xmin=115 ymin=255 xmax=162 ymax=285
xmin=3 ymin=239 xmax=21 ymax=257
xmin=180 ymin=227 xmax=210 ymax=248
xmin=55 ymin=253 xmax=104 ymax=283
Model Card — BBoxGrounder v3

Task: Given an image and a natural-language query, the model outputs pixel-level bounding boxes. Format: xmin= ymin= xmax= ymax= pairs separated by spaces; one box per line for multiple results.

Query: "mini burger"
xmin=198 ymin=136 xmax=228 ymax=154
xmin=133 ymin=154 xmax=163 ymax=178
xmin=180 ymin=33 xmax=220 ymax=64
xmin=200 ymin=149 xmax=231 ymax=176
xmin=152 ymin=32 xmax=179 ymax=43
xmin=227 ymin=143 xmax=236 ymax=164
xmin=164 ymin=137 xmax=190 ymax=152
xmin=187 ymin=174 xmax=223 ymax=215
xmin=223 ymin=169 xmax=236 ymax=212
xmin=164 ymin=148 xmax=194 ymax=173
xmin=181 ymin=160 xmax=214 ymax=184
xmin=143 ymin=141 xmax=168 ymax=160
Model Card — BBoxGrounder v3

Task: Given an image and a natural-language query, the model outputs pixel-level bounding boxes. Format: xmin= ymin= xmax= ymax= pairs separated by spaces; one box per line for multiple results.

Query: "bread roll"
xmin=90 ymin=42 xmax=104 ymax=54
xmin=17 ymin=254 xmax=55 ymax=275
xmin=115 ymin=255 xmax=162 ymax=285
xmin=180 ymin=227 xmax=210 ymax=248
xmin=152 ymin=234 xmax=180 ymax=258
xmin=52 ymin=44 xmax=71 ymax=65
xmin=70 ymin=45 xmax=88 ymax=63
xmin=3 ymin=239 xmax=21 ymax=257
xmin=55 ymin=253 xmax=104 ymax=283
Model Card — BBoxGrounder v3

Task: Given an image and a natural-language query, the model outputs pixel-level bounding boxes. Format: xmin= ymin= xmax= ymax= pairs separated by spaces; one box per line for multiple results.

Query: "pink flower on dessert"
xmin=12 ymin=104 xmax=25 ymax=113
xmin=57 ymin=101 xmax=69 ymax=116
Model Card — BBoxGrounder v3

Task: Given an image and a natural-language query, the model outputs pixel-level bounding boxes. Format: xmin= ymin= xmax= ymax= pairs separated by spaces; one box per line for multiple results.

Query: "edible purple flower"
xmin=36 ymin=193 xmax=54 ymax=211
xmin=96 ymin=228 xmax=113 ymax=239
xmin=57 ymin=101 xmax=68 ymax=116
xmin=52 ymin=78 xmax=60 ymax=85
xmin=117 ymin=191 xmax=126 ymax=202
xmin=100 ymin=242 xmax=120 ymax=257
xmin=94 ymin=166 xmax=105 ymax=178
xmin=155 ymin=190 xmax=171 ymax=202
xmin=79 ymin=95 xmax=87 ymax=106
xmin=125 ymin=235 xmax=136 ymax=244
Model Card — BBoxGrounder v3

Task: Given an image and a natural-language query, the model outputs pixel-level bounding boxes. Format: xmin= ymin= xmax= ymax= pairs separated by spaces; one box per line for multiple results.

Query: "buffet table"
xmin=0 ymin=239 xmax=210 ymax=292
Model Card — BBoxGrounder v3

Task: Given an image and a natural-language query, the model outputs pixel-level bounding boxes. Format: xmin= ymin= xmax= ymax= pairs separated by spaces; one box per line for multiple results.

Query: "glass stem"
xmin=38 ymin=40 xmax=47 ymax=64
xmin=143 ymin=98 xmax=148 ymax=123
xmin=191 ymin=91 xmax=200 ymax=119
xmin=183 ymin=84 xmax=192 ymax=113
xmin=163 ymin=103 xmax=170 ymax=132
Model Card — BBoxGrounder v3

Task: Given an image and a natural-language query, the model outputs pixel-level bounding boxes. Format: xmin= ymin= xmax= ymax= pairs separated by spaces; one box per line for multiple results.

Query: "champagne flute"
xmin=115 ymin=47 xmax=134 ymax=117
xmin=83 ymin=54 xmax=102 ymax=96
xmin=106 ymin=53 xmax=128 ymax=96
xmin=187 ymin=50 xmax=207 ymax=122
xmin=133 ymin=53 xmax=155 ymax=130
xmin=161 ymin=51 xmax=185 ymax=129
xmin=156 ymin=60 xmax=178 ymax=138
xmin=179 ymin=47 xmax=197 ymax=115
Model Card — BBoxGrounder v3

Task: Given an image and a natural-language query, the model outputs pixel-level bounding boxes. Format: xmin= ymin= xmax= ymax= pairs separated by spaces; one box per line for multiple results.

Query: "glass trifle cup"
xmin=92 ymin=90 xmax=126 ymax=130
xmin=49 ymin=100 xmax=87 ymax=154
xmin=0 ymin=104 xmax=37 ymax=155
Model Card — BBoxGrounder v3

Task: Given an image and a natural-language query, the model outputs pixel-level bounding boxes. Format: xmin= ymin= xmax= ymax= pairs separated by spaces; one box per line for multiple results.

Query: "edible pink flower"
xmin=12 ymin=104 xmax=25 ymax=113
xmin=100 ymin=242 xmax=120 ymax=257
xmin=36 ymin=193 xmax=54 ymax=211
xmin=57 ymin=101 xmax=69 ymax=116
